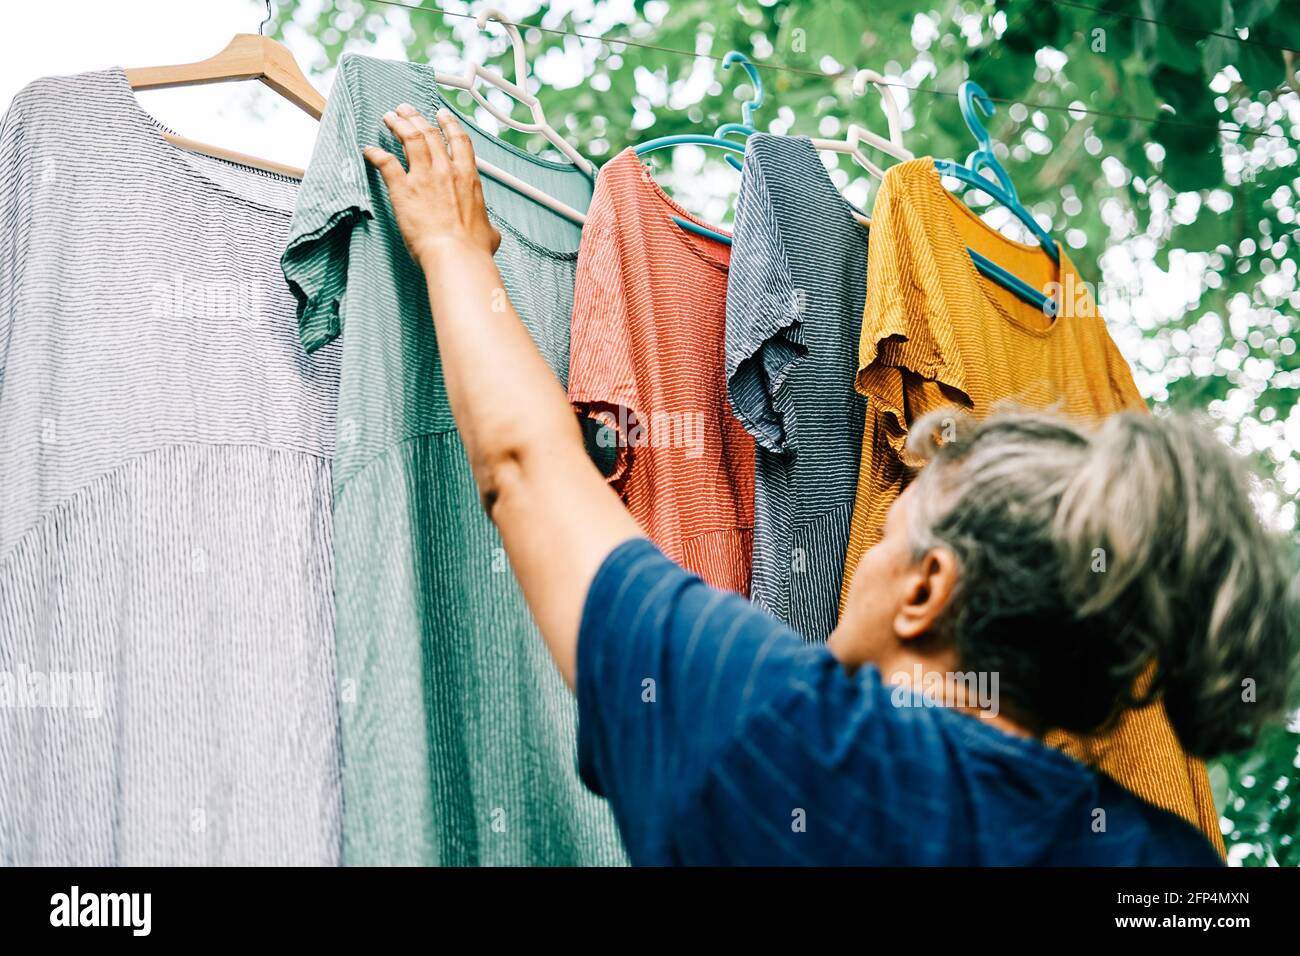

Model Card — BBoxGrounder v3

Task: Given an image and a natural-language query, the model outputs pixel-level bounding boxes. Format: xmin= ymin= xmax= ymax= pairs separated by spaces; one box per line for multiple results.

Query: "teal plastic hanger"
xmin=935 ymin=81 xmax=1060 ymax=317
xmin=633 ymin=50 xmax=764 ymax=245
xmin=714 ymin=52 xmax=763 ymax=172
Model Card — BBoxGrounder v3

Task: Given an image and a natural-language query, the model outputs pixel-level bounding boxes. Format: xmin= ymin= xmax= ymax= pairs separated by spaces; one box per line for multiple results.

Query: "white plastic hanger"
xmin=809 ymin=68 xmax=914 ymax=179
xmin=433 ymin=8 xmax=593 ymax=225
xmin=808 ymin=68 xmax=914 ymax=226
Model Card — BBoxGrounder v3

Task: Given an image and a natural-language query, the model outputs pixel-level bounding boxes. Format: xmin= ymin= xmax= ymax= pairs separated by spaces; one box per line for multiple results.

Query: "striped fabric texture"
xmin=281 ymin=55 xmax=625 ymax=866
xmin=0 ymin=70 xmax=343 ymax=865
xmin=725 ymin=135 xmax=868 ymax=640
xmin=569 ymin=148 xmax=755 ymax=595
xmin=842 ymin=157 xmax=1224 ymax=855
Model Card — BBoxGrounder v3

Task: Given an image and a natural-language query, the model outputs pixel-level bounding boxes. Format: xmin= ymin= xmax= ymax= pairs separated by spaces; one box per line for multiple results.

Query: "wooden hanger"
xmin=124 ymin=7 xmax=323 ymax=180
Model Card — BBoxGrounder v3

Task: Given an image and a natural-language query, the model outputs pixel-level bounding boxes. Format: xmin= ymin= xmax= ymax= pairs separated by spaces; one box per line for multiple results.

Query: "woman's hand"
xmin=363 ymin=104 xmax=501 ymax=270
xmin=360 ymin=102 xmax=639 ymax=692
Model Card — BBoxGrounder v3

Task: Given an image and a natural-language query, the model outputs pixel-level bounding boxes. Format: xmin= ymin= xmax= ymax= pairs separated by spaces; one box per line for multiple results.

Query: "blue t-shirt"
xmin=576 ymin=538 xmax=1223 ymax=866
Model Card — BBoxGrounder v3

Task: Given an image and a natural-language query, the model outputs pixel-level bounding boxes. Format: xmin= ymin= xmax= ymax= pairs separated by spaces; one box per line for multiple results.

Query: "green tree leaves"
xmin=1204 ymin=34 xmax=1285 ymax=90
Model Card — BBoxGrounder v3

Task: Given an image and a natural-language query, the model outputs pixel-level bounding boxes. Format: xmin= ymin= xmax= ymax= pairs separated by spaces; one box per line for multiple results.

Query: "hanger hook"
xmin=851 ymin=68 xmax=906 ymax=147
xmin=722 ymin=51 xmax=763 ymax=129
xmin=959 ymin=80 xmax=996 ymax=153
xmin=259 ymin=0 xmax=273 ymax=37
xmin=958 ymin=80 xmax=1018 ymax=202
xmin=476 ymin=8 xmax=529 ymax=91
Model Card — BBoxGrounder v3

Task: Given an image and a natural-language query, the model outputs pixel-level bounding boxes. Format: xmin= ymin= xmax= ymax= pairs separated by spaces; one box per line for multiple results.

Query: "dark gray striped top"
xmin=725 ymin=135 xmax=868 ymax=641
xmin=0 ymin=70 xmax=343 ymax=864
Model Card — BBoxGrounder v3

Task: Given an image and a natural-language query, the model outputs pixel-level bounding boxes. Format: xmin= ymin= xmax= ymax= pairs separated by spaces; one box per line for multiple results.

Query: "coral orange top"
xmin=569 ymin=148 xmax=755 ymax=594
xmin=842 ymin=158 xmax=1224 ymax=855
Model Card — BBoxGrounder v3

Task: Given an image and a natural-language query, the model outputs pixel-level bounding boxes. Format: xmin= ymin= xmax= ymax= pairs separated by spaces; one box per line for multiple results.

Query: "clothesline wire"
xmin=356 ymin=0 xmax=1300 ymax=146
xmin=1042 ymin=0 xmax=1300 ymax=56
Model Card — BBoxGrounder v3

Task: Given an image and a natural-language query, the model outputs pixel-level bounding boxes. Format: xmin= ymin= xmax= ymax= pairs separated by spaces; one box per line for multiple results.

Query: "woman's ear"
xmin=893 ymin=547 xmax=959 ymax=641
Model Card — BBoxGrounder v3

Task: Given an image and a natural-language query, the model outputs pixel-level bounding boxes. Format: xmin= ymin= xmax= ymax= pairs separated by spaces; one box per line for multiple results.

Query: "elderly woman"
xmin=364 ymin=105 xmax=1298 ymax=866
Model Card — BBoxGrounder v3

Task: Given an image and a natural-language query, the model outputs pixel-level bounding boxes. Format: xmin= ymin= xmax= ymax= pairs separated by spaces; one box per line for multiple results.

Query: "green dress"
xmin=282 ymin=54 xmax=625 ymax=865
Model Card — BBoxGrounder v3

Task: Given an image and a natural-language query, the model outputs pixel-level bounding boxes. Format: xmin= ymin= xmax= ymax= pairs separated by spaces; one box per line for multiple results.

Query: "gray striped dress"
xmin=724 ymin=135 xmax=868 ymax=641
xmin=0 ymin=70 xmax=343 ymax=865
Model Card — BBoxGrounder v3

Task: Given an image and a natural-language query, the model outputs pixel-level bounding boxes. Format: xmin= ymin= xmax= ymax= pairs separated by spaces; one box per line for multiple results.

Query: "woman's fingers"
xmin=382 ymin=109 xmax=432 ymax=173
xmin=370 ymin=102 xmax=499 ymax=263
xmin=395 ymin=103 xmax=437 ymax=138
xmin=389 ymin=104 xmax=485 ymax=220
xmin=363 ymin=145 xmax=406 ymax=191
xmin=394 ymin=104 xmax=478 ymax=193
xmin=395 ymin=103 xmax=451 ymax=178
xmin=435 ymin=108 xmax=477 ymax=179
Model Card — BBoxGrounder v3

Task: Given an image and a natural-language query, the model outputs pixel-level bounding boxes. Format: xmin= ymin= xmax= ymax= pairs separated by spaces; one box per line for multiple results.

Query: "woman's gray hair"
xmin=902 ymin=407 xmax=1299 ymax=758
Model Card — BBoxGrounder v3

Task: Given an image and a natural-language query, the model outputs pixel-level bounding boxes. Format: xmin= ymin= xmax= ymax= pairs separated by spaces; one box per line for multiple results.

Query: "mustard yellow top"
xmin=842 ymin=158 xmax=1224 ymax=855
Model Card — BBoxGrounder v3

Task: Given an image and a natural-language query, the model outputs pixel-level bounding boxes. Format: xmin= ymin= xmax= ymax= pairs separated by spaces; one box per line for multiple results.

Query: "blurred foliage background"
xmin=269 ymin=0 xmax=1300 ymax=864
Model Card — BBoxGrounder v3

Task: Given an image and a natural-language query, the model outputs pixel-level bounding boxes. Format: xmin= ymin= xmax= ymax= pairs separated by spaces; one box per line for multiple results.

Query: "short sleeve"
xmin=724 ymin=145 xmax=807 ymax=454
xmin=568 ymin=212 xmax=640 ymax=485
xmin=856 ymin=160 xmax=973 ymax=460
xmin=576 ymin=537 xmax=823 ymax=861
xmin=280 ymin=56 xmax=373 ymax=354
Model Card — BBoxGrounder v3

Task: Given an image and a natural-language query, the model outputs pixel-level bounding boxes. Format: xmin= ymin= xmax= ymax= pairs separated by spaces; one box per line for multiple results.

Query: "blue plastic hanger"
xmin=632 ymin=51 xmax=764 ymax=245
xmin=936 ymin=81 xmax=1060 ymax=317
xmin=713 ymin=52 xmax=763 ymax=172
